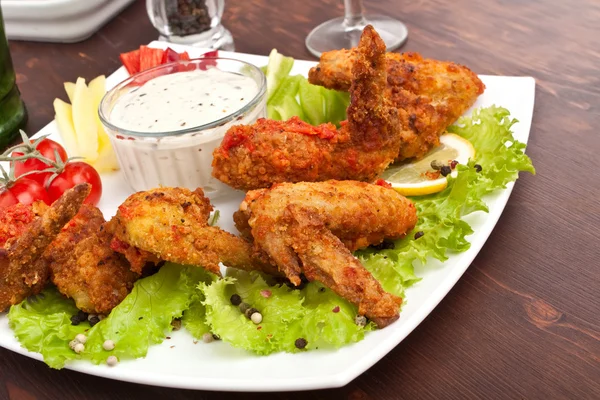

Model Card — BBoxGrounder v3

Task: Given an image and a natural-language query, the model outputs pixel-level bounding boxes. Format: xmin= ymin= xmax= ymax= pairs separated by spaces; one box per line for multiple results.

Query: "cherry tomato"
xmin=46 ymin=162 xmax=102 ymax=206
xmin=0 ymin=187 xmax=18 ymax=209
xmin=12 ymin=138 xmax=68 ymax=185
xmin=8 ymin=178 xmax=51 ymax=205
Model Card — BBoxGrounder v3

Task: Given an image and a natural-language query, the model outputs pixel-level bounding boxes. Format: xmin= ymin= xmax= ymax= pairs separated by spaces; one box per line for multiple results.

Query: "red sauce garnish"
xmin=0 ymin=203 xmax=37 ymax=247
xmin=375 ymin=179 xmax=392 ymax=188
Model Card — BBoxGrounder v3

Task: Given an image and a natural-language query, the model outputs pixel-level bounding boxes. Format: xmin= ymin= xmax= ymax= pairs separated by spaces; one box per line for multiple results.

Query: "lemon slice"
xmin=380 ymin=133 xmax=475 ymax=196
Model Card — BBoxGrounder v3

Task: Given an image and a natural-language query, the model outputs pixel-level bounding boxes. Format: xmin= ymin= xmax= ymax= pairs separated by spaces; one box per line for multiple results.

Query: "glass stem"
xmin=343 ymin=0 xmax=367 ymax=28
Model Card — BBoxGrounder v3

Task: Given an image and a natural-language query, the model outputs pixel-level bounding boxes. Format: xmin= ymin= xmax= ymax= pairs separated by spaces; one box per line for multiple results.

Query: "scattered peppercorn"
xmin=450 ymin=160 xmax=459 ymax=169
xmin=89 ymin=316 xmax=100 ymax=327
xmin=295 ymin=338 xmax=308 ymax=349
xmin=332 ymin=306 xmax=340 ymax=313
xmin=414 ymin=231 xmax=424 ymax=240
xmin=370 ymin=240 xmax=395 ymax=250
xmin=251 ymin=312 xmax=263 ymax=324
xmin=212 ymin=334 xmax=221 ymax=341
xmin=103 ymin=340 xmax=116 ymax=351
xmin=77 ymin=310 xmax=88 ymax=321
xmin=202 ymin=333 xmax=214 ymax=343
xmin=474 ymin=164 xmax=483 ymax=172
xmin=75 ymin=334 xmax=87 ymax=344
xmin=74 ymin=343 xmax=85 ymax=354
xmin=230 ymin=294 xmax=242 ymax=306
xmin=430 ymin=160 xmax=444 ymax=170
xmin=318 ymin=287 xmax=326 ymax=293
xmin=70 ymin=315 xmax=82 ymax=326
xmin=355 ymin=315 xmax=368 ymax=327
xmin=69 ymin=340 xmax=79 ymax=350
xmin=245 ymin=307 xmax=259 ymax=319
xmin=440 ymin=165 xmax=452 ymax=177
xmin=106 ymin=355 xmax=118 ymax=367
xmin=239 ymin=302 xmax=250 ymax=314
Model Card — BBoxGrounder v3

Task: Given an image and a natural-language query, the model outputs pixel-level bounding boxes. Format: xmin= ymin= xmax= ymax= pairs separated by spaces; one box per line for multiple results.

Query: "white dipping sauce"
xmin=111 ymin=69 xmax=258 ymax=132
xmin=103 ymin=64 xmax=266 ymax=198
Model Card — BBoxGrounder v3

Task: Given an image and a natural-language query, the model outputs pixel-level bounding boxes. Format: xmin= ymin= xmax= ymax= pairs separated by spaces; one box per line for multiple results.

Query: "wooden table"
xmin=3 ymin=0 xmax=599 ymax=398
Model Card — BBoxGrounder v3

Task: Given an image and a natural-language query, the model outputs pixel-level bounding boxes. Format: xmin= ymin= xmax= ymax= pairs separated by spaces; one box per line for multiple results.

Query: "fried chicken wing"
xmin=308 ymin=48 xmax=485 ymax=161
xmin=0 ymin=184 xmax=89 ymax=311
xmin=212 ymin=25 xmax=401 ymax=191
xmin=45 ymin=204 xmax=138 ymax=314
xmin=234 ymin=180 xmax=418 ymax=327
xmin=108 ymin=187 xmax=275 ymax=276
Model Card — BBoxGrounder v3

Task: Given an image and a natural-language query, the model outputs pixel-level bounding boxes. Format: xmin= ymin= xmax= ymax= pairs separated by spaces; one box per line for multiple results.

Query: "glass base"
xmin=305 ymin=15 xmax=408 ymax=58
xmin=159 ymin=24 xmax=235 ymax=51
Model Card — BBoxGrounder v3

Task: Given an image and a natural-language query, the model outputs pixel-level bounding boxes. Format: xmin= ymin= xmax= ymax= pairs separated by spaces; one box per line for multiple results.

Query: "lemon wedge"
xmin=380 ymin=133 xmax=475 ymax=196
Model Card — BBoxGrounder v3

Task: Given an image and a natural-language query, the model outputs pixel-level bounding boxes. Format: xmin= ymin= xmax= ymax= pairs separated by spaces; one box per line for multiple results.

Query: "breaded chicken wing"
xmin=45 ymin=205 xmax=138 ymax=314
xmin=0 ymin=184 xmax=89 ymax=311
xmin=308 ymin=49 xmax=485 ymax=161
xmin=234 ymin=180 xmax=418 ymax=328
xmin=108 ymin=187 xmax=275 ymax=276
xmin=212 ymin=25 xmax=401 ymax=191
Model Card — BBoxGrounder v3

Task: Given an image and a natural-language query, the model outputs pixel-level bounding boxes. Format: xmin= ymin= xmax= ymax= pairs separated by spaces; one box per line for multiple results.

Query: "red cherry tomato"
xmin=12 ymin=138 xmax=68 ymax=185
xmin=0 ymin=187 xmax=18 ymax=209
xmin=8 ymin=178 xmax=51 ymax=206
xmin=46 ymin=162 xmax=102 ymax=206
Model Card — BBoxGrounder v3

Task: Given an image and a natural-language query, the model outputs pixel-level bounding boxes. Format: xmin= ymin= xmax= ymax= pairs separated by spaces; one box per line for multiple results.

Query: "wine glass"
xmin=305 ymin=0 xmax=408 ymax=57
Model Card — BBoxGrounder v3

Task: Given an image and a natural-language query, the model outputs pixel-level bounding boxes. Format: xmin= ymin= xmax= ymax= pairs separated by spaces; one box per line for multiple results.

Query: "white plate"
xmin=0 ymin=44 xmax=536 ymax=392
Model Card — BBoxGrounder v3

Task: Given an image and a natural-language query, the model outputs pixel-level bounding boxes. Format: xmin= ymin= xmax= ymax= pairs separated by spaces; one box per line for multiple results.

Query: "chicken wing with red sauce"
xmin=308 ymin=48 xmax=485 ymax=161
xmin=234 ymin=180 xmax=418 ymax=328
xmin=212 ymin=25 xmax=400 ymax=191
xmin=44 ymin=204 xmax=138 ymax=314
xmin=108 ymin=187 xmax=277 ymax=276
xmin=0 ymin=184 xmax=89 ymax=311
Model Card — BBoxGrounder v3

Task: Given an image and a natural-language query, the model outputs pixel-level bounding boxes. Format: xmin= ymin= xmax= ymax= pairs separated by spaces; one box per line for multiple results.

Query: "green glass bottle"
xmin=0 ymin=5 xmax=27 ymax=150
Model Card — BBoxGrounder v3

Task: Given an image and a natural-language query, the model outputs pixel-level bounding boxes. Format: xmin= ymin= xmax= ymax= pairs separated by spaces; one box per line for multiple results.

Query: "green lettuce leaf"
xmin=8 ymin=288 xmax=88 ymax=369
xmin=264 ymin=50 xmax=349 ymax=125
xmin=357 ymin=106 xmax=535 ymax=296
xmin=265 ymin=49 xmax=294 ymax=102
xmin=199 ymin=269 xmax=370 ymax=354
xmin=8 ymin=263 xmax=213 ymax=368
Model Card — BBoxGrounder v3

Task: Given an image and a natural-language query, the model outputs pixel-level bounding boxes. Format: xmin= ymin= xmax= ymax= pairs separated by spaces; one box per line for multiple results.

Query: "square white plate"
xmin=0 ymin=43 xmax=536 ymax=392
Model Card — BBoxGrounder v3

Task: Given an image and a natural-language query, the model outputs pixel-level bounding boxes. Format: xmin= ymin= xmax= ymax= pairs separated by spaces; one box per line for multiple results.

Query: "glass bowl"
xmin=99 ymin=57 xmax=266 ymax=197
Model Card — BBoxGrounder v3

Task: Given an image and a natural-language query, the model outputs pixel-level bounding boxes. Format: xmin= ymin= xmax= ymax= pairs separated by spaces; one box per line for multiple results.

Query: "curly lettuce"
xmin=8 ymin=263 xmax=213 ymax=368
xmin=200 ymin=269 xmax=372 ymax=354
xmin=358 ymin=106 xmax=535 ymax=296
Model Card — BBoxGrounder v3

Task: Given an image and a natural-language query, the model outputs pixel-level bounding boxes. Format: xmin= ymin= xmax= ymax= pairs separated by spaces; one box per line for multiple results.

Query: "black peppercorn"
xmin=371 ymin=240 xmax=395 ymax=250
xmin=70 ymin=315 xmax=81 ymax=326
xmin=230 ymin=294 xmax=242 ymax=306
xmin=414 ymin=231 xmax=424 ymax=240
xmin=245 ymin=307 xmax=259 ymax=319
xmin=89 ymin=316 xmax=100 ymax=327
xmin=295 ymin=338 xmax=308 ymax=349
xmin=77 ymin=310 xmax=88 ymax=321
xmin=440 ymin=166 xmax=452 ymax=177
xmin=474 ymin=164 xmax=483 ymax=172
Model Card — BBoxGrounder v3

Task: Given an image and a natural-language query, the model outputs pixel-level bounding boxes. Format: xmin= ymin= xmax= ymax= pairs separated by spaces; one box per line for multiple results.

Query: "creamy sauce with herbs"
xmin=110 ymin=69 xmax=257 ymax=132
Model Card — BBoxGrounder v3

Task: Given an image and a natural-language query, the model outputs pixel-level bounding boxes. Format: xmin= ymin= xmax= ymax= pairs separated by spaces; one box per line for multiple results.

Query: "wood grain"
xmin=2 ymin=0 xmax=599 ymax=398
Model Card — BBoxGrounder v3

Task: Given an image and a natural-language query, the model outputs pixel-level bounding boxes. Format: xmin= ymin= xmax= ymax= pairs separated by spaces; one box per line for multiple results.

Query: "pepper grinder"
xmin=146 ymin=0 xmax=234 ymax=51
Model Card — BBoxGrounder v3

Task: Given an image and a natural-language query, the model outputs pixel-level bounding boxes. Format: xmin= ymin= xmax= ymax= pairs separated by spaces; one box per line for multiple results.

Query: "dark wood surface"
xmin=2 ymin=0 xmax=599 ymax=398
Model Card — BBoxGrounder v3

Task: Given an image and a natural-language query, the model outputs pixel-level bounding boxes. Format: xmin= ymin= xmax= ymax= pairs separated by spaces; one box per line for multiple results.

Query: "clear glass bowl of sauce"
xmin=99 ymin=57 xmax=266 ymax=197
